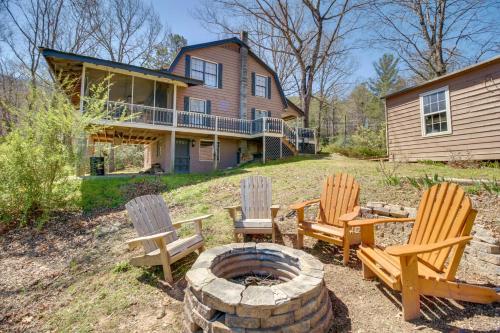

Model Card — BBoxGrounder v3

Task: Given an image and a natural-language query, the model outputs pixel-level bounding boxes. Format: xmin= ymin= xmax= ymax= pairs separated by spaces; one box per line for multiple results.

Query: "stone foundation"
xmin=183 ymin=243 xmax=333 ymax=333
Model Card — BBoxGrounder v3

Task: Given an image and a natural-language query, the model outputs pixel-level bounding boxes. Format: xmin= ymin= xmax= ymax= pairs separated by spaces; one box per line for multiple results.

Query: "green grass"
xmin=44 ymin=154 xmax=500 ymax=331
xmin=79 ymin=154 xmax=500 ymax=214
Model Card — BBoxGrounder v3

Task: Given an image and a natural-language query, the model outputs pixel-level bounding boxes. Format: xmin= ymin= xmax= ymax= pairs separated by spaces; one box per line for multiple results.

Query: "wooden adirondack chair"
xmin=290 ymin=173 xmax=361 ymax=265
xmin=125 ymin=195 xmax=212 ymax=283
xmin=225 ymin=175 xmax=279 ymax=242
xmin=351 ymin=182 xmax=500 ymax=321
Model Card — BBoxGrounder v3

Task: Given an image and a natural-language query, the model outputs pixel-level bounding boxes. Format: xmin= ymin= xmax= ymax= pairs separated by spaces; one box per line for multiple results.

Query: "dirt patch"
xmin=1 ymin=209 xmax=497 ymax=333
xmin=1 ymin=156 xmax=499 ymax=332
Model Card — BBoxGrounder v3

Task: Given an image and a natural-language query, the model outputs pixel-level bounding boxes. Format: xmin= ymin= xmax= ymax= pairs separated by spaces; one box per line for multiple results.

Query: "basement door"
xmin=174 ymin=139 xmax=190 ymax=173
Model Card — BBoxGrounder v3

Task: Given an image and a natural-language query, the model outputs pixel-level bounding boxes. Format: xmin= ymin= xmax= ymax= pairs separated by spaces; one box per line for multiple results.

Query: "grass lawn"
xmin=2 ymin=154 xmax=498 ymax=332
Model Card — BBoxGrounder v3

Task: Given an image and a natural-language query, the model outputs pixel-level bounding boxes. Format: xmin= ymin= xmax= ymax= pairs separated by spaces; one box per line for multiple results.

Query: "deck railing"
xmin=93 ymin=100 xmax=316 ymax=150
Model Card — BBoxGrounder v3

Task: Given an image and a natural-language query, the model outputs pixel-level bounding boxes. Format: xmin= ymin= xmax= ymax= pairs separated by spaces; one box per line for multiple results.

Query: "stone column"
xmin=239 ymin=31 xmax=249 ymax=120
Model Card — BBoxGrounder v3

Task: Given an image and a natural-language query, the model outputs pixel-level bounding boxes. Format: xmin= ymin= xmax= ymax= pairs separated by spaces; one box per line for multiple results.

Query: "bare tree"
xmin=196 ymin=0 xmax=362 ymax=127
xmin=369 ymin=0 xmax=500 ymax=80
xmin=0 ymin=0 xmax=68 ymax=82
xmin=0 ymin=59 xmax=26 ymax=135
xmin=84 ymin=0 xmax=168 ymax=66
xmin=313 ymin=51 xmax=353 ymax=140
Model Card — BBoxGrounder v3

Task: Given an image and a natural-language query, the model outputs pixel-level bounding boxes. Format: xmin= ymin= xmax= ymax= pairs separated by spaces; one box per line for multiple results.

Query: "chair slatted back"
xmin=318 ymin=173 xmax=360 ymax=228
xmin=240 ymin=175 xmax=272 ymax=220
xmin=125 ymin=194 xmax=178 ymax=253
xmin=409 ymin=183 xmax=474 ymax=274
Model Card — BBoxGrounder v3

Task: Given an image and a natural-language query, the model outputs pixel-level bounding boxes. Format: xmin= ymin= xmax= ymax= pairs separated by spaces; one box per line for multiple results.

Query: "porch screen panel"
xmin=84 ymin=68 xmax=107 ymax=98
xmin=109 ymin=73 xmax=133 ymax=103
xmin=155 ymin=82 xmax=173 ymax=109
xmin=133 ymin=77 xmax=154 ymax=106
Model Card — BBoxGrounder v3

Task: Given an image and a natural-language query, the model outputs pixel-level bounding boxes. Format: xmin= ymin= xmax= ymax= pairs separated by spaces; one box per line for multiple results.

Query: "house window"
xmin=191 ymin=57 xmax=218 ymax=88
xmin=255 ymin=109 xmax=268 ymax=119
xmin=420 ymin=87 xmax=451 ymax=136
xmin=189 ymin=98 xmax=206 ymax=113
xmin=199 ymin=140 xmax=219 ymax=161
xmin=255 ymin=74 xmax=267 ymax=97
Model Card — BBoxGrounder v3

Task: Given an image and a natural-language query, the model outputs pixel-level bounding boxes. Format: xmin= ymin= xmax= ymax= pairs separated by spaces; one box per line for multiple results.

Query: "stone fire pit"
xmin=183 ymin=243 xmax=333 ymax=333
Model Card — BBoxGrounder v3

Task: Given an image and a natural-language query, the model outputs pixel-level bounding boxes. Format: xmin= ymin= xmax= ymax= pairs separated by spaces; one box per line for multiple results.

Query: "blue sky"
xmin=152 ymin=0 xmax=381 ymax=83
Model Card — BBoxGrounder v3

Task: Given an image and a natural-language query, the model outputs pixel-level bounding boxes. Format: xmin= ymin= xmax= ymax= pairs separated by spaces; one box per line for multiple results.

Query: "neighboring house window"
xmin=199 ymin=140 xmax=219 ymax=161
xmin=189 ymin=98 xmax=206 ymax=113
xmin=255 ymin=74 xmax=267 ymax=97
xmin=420 ymin=86 xmax=451 ymax=136
xmin=191 ymin=57 xmax=218 ymax=88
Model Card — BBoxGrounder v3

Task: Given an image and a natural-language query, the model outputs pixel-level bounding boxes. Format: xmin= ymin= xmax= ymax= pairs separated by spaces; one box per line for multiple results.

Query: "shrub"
xmin=0 ymin=79 xmax=108 ymax=226
xmin=323 ymin=126 xmax=386 ymax=158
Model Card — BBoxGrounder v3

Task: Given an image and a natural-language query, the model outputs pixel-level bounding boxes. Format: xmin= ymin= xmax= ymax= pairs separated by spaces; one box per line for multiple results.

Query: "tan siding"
xmin=170 ymin=43 xmax=286 ymax=120
xmin=386 ymin=61 xmax=500 ymax=161
xmin=172 ymin=44 xmax=241 ymax=118
xmin=247 ymin=56 xmax=284 ymax=118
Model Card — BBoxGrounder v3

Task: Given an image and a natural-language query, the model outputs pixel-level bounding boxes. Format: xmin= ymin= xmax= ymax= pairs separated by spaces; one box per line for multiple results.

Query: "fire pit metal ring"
xmin=183 ymin=243 xmax=333 ymax=333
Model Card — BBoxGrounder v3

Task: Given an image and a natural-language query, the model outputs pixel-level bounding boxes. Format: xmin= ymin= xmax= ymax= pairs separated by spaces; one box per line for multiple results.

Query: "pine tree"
xmin=368 ymin=54 xmax=404 ymax=97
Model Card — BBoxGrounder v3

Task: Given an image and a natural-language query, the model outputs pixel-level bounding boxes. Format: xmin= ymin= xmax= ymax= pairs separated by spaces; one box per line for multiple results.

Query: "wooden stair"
xmin=282 ymin=136 xmax=298 ymax=156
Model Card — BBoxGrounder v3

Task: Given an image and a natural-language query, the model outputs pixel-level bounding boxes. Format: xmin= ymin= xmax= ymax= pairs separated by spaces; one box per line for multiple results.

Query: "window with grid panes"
xmin=191 ymin=57 xmax=218 ymax=88
xmin=420 ymin=87 xmax=451 ymax=135
xmin=255 ymin=74 xmax=267 ymax=97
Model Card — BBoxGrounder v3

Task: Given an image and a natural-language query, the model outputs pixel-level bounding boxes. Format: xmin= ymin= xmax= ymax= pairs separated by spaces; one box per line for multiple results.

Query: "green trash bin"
xmin=90 ymin=157 xmax=105 ymax=176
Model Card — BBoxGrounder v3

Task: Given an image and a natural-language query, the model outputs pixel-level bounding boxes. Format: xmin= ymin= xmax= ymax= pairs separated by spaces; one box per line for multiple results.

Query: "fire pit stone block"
xmin=183 ymin=243 xmax=333 ymax=333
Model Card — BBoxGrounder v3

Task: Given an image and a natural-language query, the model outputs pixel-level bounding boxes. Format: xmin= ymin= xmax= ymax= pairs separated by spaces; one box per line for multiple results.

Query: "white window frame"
xmin=199 ymin=140 xmax=219 ymax=162
xmin=419 ymin=86 xmax=452 ymax=137
xmin=189 ymin=97 xmax=206 ymax=114
xmin=255 ymin=74 xmax=268 ymax=98
xmin=191 ymin=56 xmax=218 ymax=89
xmin=254 ymin=109 xmax=268 ymax=119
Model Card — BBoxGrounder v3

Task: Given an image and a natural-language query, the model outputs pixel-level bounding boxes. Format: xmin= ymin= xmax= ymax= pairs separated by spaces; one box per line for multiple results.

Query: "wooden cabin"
xmin=384 ymin=56 xmax=500 ymax=162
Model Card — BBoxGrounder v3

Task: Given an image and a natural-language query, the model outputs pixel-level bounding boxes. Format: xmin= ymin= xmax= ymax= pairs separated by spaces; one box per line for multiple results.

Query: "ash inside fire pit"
xmin=184 ymin=243 xmax=334 ymax=333
xmin=230 ymin=272 xmax=282 ymax=287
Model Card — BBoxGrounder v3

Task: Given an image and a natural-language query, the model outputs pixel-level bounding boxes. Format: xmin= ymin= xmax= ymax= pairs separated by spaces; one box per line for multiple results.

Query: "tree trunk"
xmin=317 ymin=97 xmax=323 ymax=140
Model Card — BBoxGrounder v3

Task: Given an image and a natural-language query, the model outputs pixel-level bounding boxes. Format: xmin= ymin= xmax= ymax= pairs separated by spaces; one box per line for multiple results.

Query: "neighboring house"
xmin=41 ymin=33 xmax=315 ymax=174
xmin=384 ymin=56 xmax=500 ymax=162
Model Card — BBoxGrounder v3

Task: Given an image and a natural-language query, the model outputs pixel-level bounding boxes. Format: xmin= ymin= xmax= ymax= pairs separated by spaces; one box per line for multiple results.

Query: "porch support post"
xmin=170 ymin=131 xmax=176 ymax=173
xmin=262 ymin=135 xmax=266 ymax=164
xmin=314 ymin=129 xmax=318 ymax=154
xmin=173 ymin=85 xmax=178 ymax=127
xmin=295 ymin=127 xmax=299 ymax=151
xmin=214 ymin=117 xmax=219 ymax=171
xmin=214 ymin=134 xmax=219 ymax=171
xmin=279 ymin=137 xmax=283 ymax=158
xmin=79 ymin=65 xmax=86 ymax=113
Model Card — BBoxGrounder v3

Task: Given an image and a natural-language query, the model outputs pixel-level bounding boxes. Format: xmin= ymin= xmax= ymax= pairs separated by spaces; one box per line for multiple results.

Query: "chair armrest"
xmin=386 ymin=236 xmax=473 ymax=257
xmin=348 ymin=217 xmax=415 ymax=227
xmin=172 ymin=214 xmax=213 ymax=227
xmin=271 ymin=205 xmax=280 ymax=219
xmin=126 ymin=231 xmax=175 ymax=250
xmin=224 ymin=205 xmax=241 ymax=222
xmin=289 ymin=198 xmax=320 ymax=210
xmin=339 ymin=206 xmax=361 ymax=223
xmin=224 ymin=205 xmax=241 ymax=211
xmin=172 ymin=214 xmax=212 ymax=235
